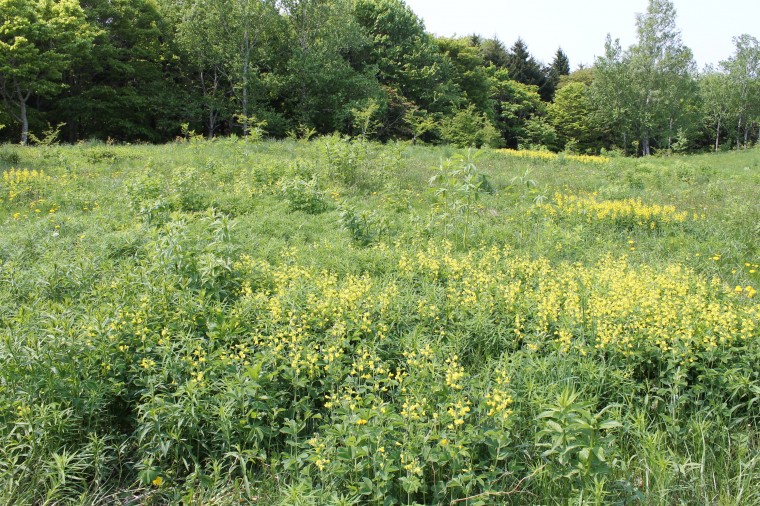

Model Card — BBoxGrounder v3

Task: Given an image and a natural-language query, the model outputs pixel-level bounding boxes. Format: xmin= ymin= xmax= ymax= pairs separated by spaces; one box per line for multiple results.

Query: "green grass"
xmin=0 ymin=138 xmax=758 ymax=505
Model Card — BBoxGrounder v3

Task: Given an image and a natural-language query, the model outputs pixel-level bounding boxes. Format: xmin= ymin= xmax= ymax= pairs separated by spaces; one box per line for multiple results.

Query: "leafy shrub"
xmin=280 ymin=177 xmax=328 ymax=214
xmin=338 ymin=205 xmax=387 ymax=245
xmin=320 ymin=134 xmax=365 ymax=186
xmin=0 ymin=146 xmax=21 ymax=166
xmin=125 ymin=169 xmax=170 ymax=223
xmin=84 ymin=148 xmax=119 ymax=164
xmin=518 ymin=116 xmax=559 ymax=151
xmin=536 ymin=387 xmax=621 ymax=495
xmin=429 ymin=150 xmax=488 ymax=245
xmin=172 ymin=166 xmax=208 ymax=211
xmin=439 ymin=105 xmax=502 ymax=148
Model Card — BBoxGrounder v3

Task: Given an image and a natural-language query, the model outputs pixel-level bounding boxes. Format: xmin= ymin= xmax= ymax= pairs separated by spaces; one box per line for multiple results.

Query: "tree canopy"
xmin=0 ymin=0 xmax=757 ymax=153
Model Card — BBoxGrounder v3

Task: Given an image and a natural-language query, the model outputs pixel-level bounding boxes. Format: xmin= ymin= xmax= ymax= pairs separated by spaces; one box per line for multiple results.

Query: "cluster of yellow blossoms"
xmin=498 ymin=149 xmax=609 ymax=165
xmin=538 ymin=192 xmax=691 ymax=228
xmin=231 ymin=241 xmax=760 ymax=383
xmin=1 ymin=168 xmax=50 ymax=202
xmin=485 ymin=367 xmax=514 ymax=423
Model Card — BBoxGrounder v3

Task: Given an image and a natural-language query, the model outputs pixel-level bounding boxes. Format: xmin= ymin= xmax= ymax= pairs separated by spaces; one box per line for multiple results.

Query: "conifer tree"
xmin=505 ymin=38 xmax=551 ymax=101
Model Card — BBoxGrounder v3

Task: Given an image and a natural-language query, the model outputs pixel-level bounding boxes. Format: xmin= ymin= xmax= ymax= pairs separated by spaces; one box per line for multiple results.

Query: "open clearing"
xmin=0 ymin=140 xmax=758 ymax=504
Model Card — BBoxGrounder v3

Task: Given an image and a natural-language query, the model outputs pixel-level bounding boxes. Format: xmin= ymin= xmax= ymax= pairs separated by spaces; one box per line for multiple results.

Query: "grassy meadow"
xmin=0 ymin=138 xmax=758 ymax=505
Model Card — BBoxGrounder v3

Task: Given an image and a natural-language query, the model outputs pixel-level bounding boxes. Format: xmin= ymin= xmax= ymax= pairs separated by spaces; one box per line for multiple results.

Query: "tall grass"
xmin=0 ymin=139 xmax=758 ymax=505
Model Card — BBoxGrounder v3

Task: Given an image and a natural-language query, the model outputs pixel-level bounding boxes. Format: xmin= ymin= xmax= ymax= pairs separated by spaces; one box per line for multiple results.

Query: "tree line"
xmin=1 ymin=0 xmax=758 ymax=155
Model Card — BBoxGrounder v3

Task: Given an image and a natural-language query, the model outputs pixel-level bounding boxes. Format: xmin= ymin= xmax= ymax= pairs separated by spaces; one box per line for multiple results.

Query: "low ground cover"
xmin=0 ymin=139 xmax=758 ymax=504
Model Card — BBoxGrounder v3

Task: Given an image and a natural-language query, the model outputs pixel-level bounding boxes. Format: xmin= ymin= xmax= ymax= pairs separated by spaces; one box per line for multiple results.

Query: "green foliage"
xmin=58 ymin=0 xmax=184 ymax=142
xmin=720 ymin=34 xmax=760 ymax=149
xmin=549 ymin=82 xmax=601 ymax=153
xmin=0 ymin=144 xmax=21 ymax=166
xmin=320 ymin=134 xmax=365 ymax=187
xmin=350 ymin=99 xmax=381 ymax=139
xmin=489 ymin=70 xmax=545 ymax=149
xmin=699 ymin=69 xmax=733 ymax=151
xmin=172 ymin=166 xmax=209 ymax=211
xmin=591 ymin=0 xmax=697 ymax=156
xmin=505 ymin=38 xmax=551 ymax=101
xmin=338 ymin=204 xmax=386 ymax=245
xmin=536 ymin=387 xmax=621 ymax=490
xmin=235 ymin=114 xmax=267 ymax=142
xmin=0 ymin=0 xmax=97 ymax=143
xmin=429 ymin=149 xmax=489 ymax=246
xmin=436 ymin=36 xmax=493 ymax=114
xmin=0 ymin=140 xmax=756 ymax=504
xmin=353 ymin=0 xmax=459 ymax=118
xmin=404 ymin=106 xmax=437 ymax=144
xmin=281 ymin=177 xmax=329 ymax=214
xmin=27 ymin=122 xmax=66 ymax=147
xmin=519 ymin=117 xmax=558 ymax=151
xmin=589 ymin=36 xmax=636 ymax=154
xmin=439 ymin=105 xmax=502 ymax=149
xmin=279 ymin=0 xmax=383 ymax=135
xmin=0 ymin=0 xmax=751 ymax=154
xmin=319 ymin=134 xmax=401 ymax=191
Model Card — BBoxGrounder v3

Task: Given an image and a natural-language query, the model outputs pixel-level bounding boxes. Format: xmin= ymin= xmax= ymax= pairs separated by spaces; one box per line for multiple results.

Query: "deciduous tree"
xmin=699 ymin=68 xmax=732 ymax=151
xmin=549 ymin=81 xmax=600 ymax=152
xmin=721 ymin=34 xmax=760 ymax=148
xmin=589 ymin=36 xmax=635 ymax=153
xmin=354 ymin=0 xmax=459 ymax=136
xmin=627 ymin=0 xmax=695 ymax=155
xmin=489 ymin=67 xmax=544 ymax=148
xmin=0 ymin=0 xmax=96 ymax=144
xmin=280 ymin=0 xmax=380 ymax=134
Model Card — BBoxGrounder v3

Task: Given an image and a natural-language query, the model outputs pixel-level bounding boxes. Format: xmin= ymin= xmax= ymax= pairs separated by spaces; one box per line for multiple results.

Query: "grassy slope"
xmin=0 ymin=139 xmax=758 ymax=505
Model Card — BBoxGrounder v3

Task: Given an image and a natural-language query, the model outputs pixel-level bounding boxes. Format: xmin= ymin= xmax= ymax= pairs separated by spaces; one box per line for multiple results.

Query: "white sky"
xmin=403 ymin=0 xmax=760 ymax=70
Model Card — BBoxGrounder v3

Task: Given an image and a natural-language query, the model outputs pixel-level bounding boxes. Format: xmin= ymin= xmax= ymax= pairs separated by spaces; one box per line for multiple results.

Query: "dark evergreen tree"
xmin=505 ymin=38 xmax=551 ymax=101
xmin=551 ymin=48 xmax=571 ymax=77
xmin=478 ymin=37 xmax=509 ymax=69
xmin=545 ymin=47 xmax=571 ymax=101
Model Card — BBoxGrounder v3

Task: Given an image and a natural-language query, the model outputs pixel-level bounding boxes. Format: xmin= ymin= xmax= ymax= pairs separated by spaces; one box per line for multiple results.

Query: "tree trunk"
xmin=737 ymin=116 xmax=743 ymax=149
xmin=19 ymin=97 xmax=29 ymax=145
xmin=200 ymin=69 xmax=222 ymax=139
xmin=241 ymin=29 xmax=250 ymax=137
xmin=15 ymin=85 xmax=30 ymax=145
xmin=641 ymin=134 xmax=650 ymax=156
xmin=209 ymin=109 xmax=218 ymax=140
xmin=715 ymin=117 xmax=721 ymax=152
